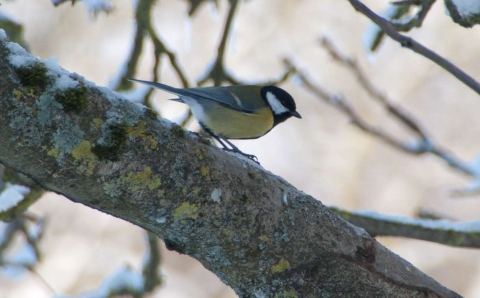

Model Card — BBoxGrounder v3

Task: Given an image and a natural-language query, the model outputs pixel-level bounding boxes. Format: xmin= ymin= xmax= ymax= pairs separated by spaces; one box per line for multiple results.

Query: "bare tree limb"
xmin=330 ymin=207 xmax=480 ymax=248
xmin=0 ymin=33 xmax=460 ymax=298
xmin=196 ymin=0 xmax=294 ymax=87
xmin=314 ymin=38 xmax=476 ymax=177
xmin=389 ymin=0 xmax=436 ymax=31
xmin=348 ymin=0 xmax=480 ymax=96
xmin=0 ymin=167 xmax=46 ymax=221
xmin=142 ymin=232 xmax=162 ymax=292
xmin=286 ymin=52 xmax=475 ymax=178
xmin=112 ymin=0 xmax=189 ymax=93
xmin=197 ymin=0 xmax=241 ymax=86
xmin=444 ymin=0 xmax=480 ymax=28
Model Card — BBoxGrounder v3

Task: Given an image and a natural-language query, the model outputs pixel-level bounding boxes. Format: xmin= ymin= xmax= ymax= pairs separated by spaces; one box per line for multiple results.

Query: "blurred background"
xmin=1 ymin=0 xmax=480 ymax=297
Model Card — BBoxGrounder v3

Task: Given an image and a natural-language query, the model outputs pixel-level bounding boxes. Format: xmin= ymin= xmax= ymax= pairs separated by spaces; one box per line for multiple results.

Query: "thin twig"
xmin=113 ymin=0 xmax=190 ymax=108
xmin=196 ymin=0 xmax=297 ymax=88
xmin=330 ymin=206 xmax=480 ymax=248
xmin=320 ymin=37 xmax=428 ymax=139
xmin=348 ymin=0 xmax=480 ymax=96
xmin=256 ymin=63 xmax=297 ymax=86
xmin=285 ymin=58 xmax=475 ymax=176
xmin=146 ymin=27 xmax=190 ymax=88
xmin=142 ymin=232 xmax=162 ymax=292
xmin=144 ymin=17 xmax=190 ymax=109
xmin=28 ymin=267 xmax=57 ymax=295
xmin=317 ymin=38 xmax=476 ymax=176
xmin=389 ymin=0 xmax=436 ymax=31
xmin=110 ymin=0 xmax=155 ymax=93
xmin=197 ymin=0 xmax=241 ymax=86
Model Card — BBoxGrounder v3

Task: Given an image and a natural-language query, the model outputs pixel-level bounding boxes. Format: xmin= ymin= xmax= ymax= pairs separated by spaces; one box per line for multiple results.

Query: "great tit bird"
xmin=130 ymin=79 xmax=301 ymax=163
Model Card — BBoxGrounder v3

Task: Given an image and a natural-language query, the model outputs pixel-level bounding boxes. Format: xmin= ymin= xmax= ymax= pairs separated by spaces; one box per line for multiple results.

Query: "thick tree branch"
xmin=0 ymin=33 xmax=460 ymax=297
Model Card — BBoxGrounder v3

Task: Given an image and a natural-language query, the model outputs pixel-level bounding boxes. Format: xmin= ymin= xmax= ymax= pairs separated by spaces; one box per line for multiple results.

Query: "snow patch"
xmin=9 ymin=242 xmax=37 ymax=265
xmin=451 ymin=0 xmax=480 ymax=17
xmin=44 ymin=57 xmax=66 ymax=75
xmin=0 ymin=29 xmax=6 ymax=41
xmin=54 ymin=74 xmax=79 ymax=90
xmin=211 ymin=188 xmax=222 ymax=202
xmin=0 ymin=183 xmax=30 ymax=212
xmin=0 ymin=10 xmax=20 ymax=23
xmin=355 ymin=209 xmax=480 ymax=232
xmin=82 ymin=0 xmax=114 ymax=16
xmin=120 ymin=86 xmax=150 ymax=103
xmin=362 ymin=4 xmax=399 ymax=53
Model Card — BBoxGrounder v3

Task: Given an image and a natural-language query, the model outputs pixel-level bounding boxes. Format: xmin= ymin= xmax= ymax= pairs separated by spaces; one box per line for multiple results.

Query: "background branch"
xmin=331 ymin=207 xmax=480 ymax=248
xmin=286 ymin=56 xmax=475 ymax=178
xmin=390 ymin=0 xmax=436 ymax=31
xmin=348 ymin=0 xmax=480 ymax=96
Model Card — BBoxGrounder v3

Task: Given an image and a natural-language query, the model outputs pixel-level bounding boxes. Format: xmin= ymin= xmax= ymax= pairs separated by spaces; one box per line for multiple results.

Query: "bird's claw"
xmin=223 ymin=148 xmax=260 ymax=164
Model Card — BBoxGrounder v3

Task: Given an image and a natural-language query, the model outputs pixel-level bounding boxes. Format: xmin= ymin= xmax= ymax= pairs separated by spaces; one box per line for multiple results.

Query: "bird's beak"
xmin=291 ymin=111 xmax=302 ymax=119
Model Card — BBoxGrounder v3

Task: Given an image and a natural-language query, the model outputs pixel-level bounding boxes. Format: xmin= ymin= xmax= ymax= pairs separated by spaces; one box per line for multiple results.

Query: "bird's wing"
xmin=129 ymin=79 xmax=255 ymax=113
xmin=185 ymin=87 xmax=256 ymax=113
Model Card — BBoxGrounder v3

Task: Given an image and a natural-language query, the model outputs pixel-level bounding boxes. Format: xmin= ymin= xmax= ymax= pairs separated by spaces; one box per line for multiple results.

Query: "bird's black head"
xmin=261 ymin=86 xmax=301 ymax=125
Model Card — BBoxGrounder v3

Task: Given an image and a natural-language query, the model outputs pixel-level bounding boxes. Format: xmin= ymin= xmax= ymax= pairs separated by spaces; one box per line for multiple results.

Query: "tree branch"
xmin=0 ymin=33 xmax=460 ymax=297
xmin=331 ymin=207 xmax=480 ymax=248
xmin=197 ymin=0 xmax=241 ymax=86
xmin=285 ymin=56 xmax=475 ymax=178
xmin=348 ymin=0 xmax=480 ymax=96
xmin=390 ymin=0 xmax=436 ymax=32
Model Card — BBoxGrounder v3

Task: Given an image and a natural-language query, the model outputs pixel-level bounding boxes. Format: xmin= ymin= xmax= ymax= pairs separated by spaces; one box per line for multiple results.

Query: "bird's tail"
xmin=129 ymin=79 xmax=186 ymax=103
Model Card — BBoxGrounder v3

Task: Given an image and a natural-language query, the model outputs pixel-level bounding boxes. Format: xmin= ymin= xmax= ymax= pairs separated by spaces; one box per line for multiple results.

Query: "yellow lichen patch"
xmin=193 ymin=147 xmax=205 ymax=160
xmin=271 ymin=258 xmax=290 ymax=273
xmin=13 ymin=89 xmax=23 ymax=99
xmin=157 ymin=189 xmax=165 ymax=197
xmin=192 ymin=187 xmax=201 ymax=195
xmin=173 ymin=202 xmax=199 ymax=220
xmin=47 ymin=148 xmax=60 ymax=158
xmin=72 ymin=140 xmax=96 ymax=160
xmin=277 ymin=291 xmax=298 ymax=298
xmin=200 ymin=166 xmax=210 ymax=179
xmin=92 ymin=118 xmax=104 ymax=130
xmin=143 ymin=135 xmax=158 ymax=150
xmin=71 ymin=141 xmax=99 ymax=174
xmin=27 ymin=88 xmax=36 ymax=97
xmin=127 ymin=121 xmax=147 ymax=137
xmin=259 ymin=235 xmax=269 ymax=242
xmin=127 ymin=121 xmax=158 ymax=150
xmin=124 ymin=166 xmax=161 ymax=192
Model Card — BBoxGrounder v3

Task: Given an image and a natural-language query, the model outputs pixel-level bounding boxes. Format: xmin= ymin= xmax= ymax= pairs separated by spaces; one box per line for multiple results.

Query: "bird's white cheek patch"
xmin=266 ymin=91 xmax=289 ymax=115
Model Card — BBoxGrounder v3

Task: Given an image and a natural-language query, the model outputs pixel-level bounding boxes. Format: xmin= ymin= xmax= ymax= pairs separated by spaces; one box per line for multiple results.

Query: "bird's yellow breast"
xmin=203 ymin=104 xmax=274 ymax=139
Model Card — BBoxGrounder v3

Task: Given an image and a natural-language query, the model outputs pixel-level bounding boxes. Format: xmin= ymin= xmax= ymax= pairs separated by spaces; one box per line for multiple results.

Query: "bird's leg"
xmin=220 ymin=138 xmax=259 ymax=164
xmin=200 ymin=124 xmax=259 ymax=163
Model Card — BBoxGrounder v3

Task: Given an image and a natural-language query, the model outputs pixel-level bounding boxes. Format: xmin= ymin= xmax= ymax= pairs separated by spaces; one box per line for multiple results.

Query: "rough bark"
xmin=0 ymin=33 xmax=460 ymax=297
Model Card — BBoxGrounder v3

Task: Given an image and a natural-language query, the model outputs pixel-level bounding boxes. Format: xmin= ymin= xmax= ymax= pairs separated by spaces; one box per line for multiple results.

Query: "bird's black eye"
xmin=260 ymin=86 xmax=297 ymax=112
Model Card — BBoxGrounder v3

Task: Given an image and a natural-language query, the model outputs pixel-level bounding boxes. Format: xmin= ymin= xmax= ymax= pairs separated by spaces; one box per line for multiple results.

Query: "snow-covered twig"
xmin=348 ymin=0 xmax=480 ymax=96
xmin=330 ymin=206 xmax=480 ymax=248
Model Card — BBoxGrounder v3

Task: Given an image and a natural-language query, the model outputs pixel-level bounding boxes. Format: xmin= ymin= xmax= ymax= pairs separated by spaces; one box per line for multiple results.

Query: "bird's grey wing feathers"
xmin=185 ymin=87 xmax=255 ymax=113
xmin=129 ymin=79 xmax=253 ymax=113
